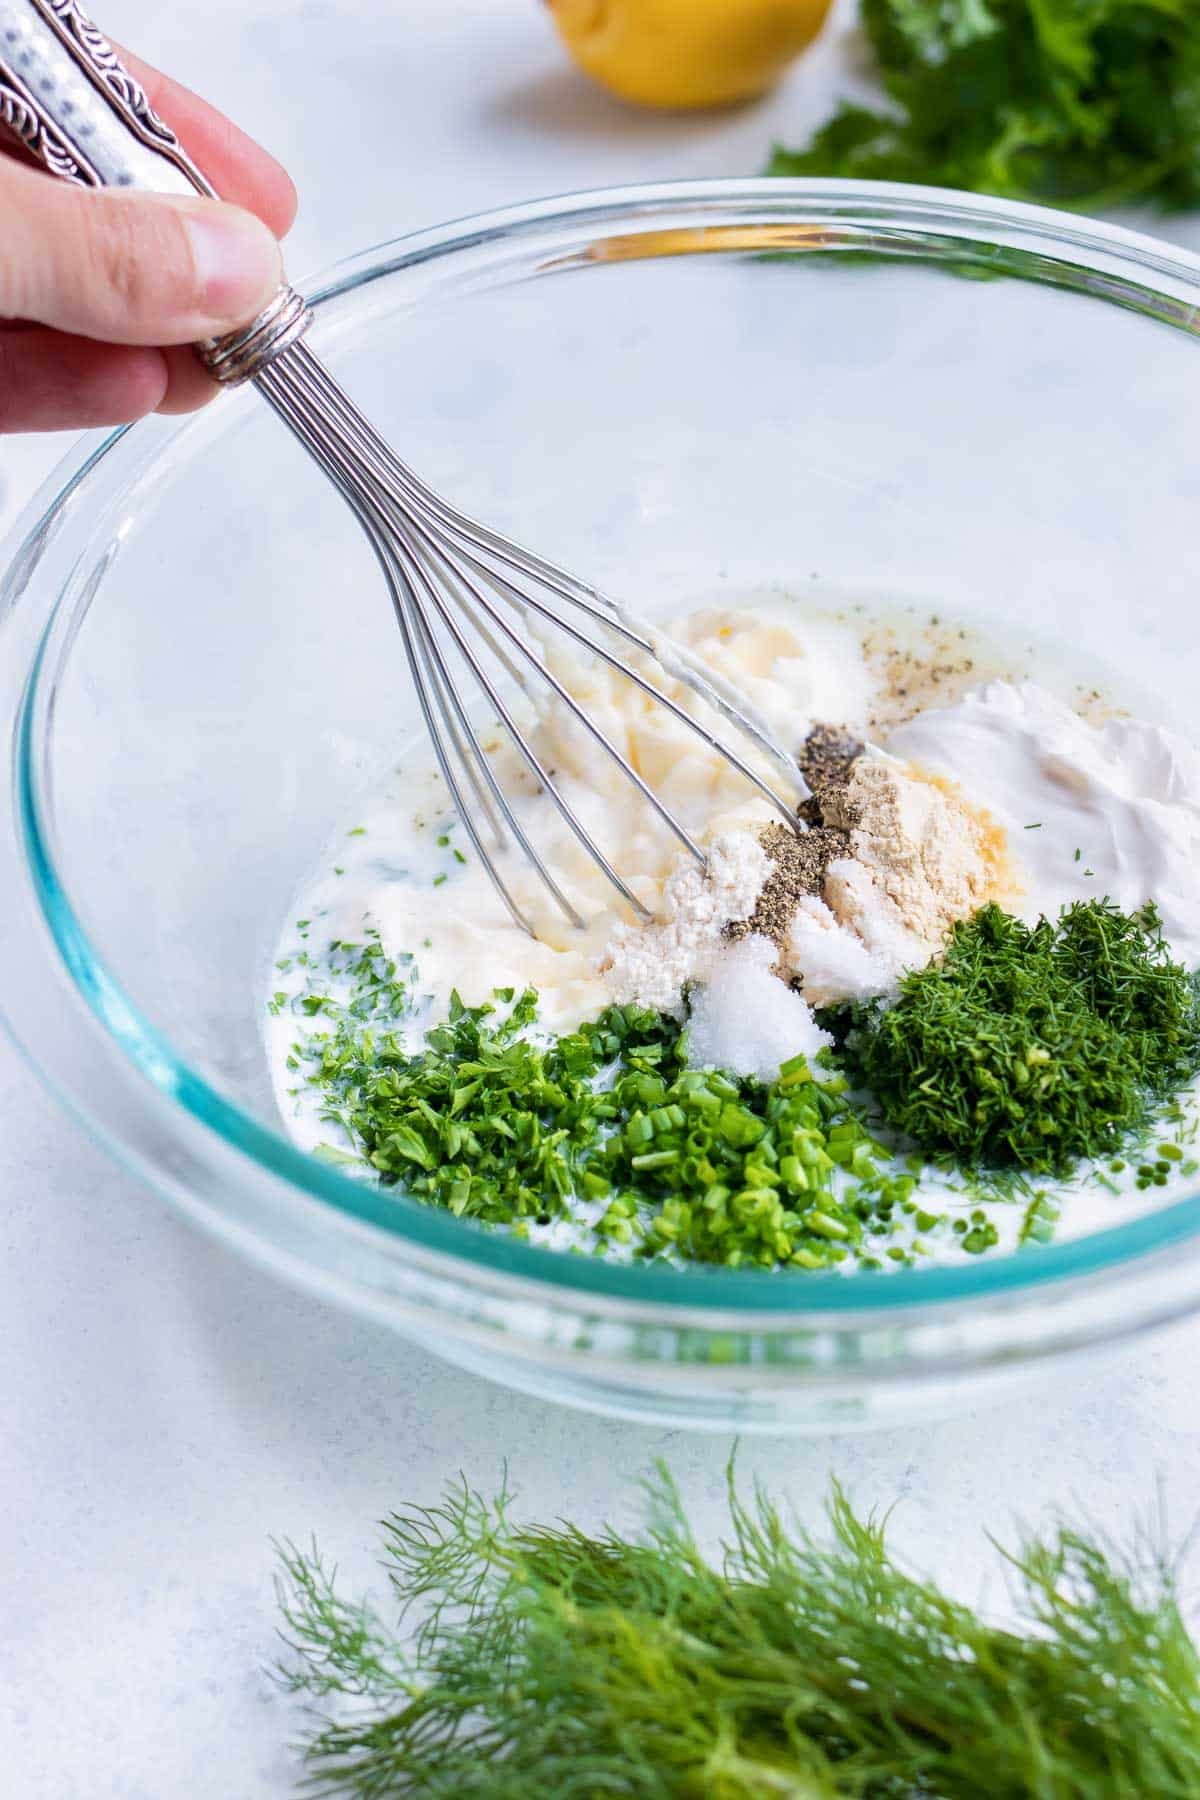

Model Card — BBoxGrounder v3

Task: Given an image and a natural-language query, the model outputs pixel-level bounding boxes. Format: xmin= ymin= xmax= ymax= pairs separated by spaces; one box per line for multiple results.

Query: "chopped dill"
xmin=840 ymin=901 xmax=1200 ymax=1174
xmin=276 ymin=1462 xmax=1200 ymax=1798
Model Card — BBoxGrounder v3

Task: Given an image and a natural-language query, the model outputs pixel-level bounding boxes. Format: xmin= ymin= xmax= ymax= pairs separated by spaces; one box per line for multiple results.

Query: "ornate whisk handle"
xmin=0 ymin=0 xmax=309 ymax=382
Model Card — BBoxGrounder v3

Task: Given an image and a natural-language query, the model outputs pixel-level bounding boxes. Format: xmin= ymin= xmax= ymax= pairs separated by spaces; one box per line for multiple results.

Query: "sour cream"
xmin=887 ymin=681 xmax=1200 ymax=967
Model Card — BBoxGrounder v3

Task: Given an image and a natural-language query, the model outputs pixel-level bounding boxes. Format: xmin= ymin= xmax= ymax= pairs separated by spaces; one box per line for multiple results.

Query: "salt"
xmin=685 ymin=934 xmax=832 ymax=1084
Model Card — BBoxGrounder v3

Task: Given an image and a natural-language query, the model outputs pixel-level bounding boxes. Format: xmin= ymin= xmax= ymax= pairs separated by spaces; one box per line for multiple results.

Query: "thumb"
xmin=0 ymin=158 xmax=283 ymax=346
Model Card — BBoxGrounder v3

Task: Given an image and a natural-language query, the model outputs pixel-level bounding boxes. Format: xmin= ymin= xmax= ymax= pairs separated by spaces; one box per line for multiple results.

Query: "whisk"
xmin=2 ymin=1 xmax=804 ymax=934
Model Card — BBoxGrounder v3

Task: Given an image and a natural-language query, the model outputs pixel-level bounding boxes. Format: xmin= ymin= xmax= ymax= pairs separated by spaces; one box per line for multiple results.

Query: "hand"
xmin=0 ymin=48 xmax=296 ymax=433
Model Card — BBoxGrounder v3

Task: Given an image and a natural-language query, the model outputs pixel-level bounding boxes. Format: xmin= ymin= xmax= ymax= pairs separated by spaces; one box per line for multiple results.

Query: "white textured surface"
xmin=4 ymin=3 xmax=1200 ymax=1794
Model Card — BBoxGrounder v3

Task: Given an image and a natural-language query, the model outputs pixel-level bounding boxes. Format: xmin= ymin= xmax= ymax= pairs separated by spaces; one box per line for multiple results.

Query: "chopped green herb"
xmin=1019 ymin=1189 xmax=1061 ymax=1247
xmin=288 ymin=968 xmax=907 ymax=1269
xmin=839 ymin=901 xmax=1200 ymax=1175
xmin=299 ymin=993 xmax=335 ymax=1017
xmin=432 ymin=873 xmax=448 ymax=887
xmin=1024 ymin=822 xmax=1042 ymax=830
xmin=310 ymin=1143 xmax=364 ymax=1169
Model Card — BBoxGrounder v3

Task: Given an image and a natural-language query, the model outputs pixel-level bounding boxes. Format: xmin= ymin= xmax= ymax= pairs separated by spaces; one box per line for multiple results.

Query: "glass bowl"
xmin=5 ymin=178 xmax=1200 ymax=1434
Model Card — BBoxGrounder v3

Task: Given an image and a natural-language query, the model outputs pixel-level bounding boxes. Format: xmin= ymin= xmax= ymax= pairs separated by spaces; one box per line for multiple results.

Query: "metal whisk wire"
xmin=255 ymin=339 xmax=803 ymax=936
xmin=2 ymin=0 xmax=804 ymax=940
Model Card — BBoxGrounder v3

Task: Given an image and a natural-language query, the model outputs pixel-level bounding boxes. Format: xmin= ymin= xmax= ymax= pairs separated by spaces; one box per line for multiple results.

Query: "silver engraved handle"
xmin=0 ymin=0 xmax=308 ymax=382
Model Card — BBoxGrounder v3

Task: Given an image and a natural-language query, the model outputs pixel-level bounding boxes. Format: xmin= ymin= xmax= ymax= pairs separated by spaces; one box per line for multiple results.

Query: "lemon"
xmin=547 ymin=0 xmax=833 ymax=110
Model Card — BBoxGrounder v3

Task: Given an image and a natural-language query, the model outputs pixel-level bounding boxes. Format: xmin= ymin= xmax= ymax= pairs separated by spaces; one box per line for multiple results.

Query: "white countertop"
xmin=5 ymin=4 xmax=1200 ymax=1794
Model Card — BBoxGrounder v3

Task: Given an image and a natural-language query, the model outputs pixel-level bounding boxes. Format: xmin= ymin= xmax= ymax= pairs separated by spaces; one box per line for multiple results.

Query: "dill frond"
xmin=276 ymin=1465 xmax=1200 ymax=1797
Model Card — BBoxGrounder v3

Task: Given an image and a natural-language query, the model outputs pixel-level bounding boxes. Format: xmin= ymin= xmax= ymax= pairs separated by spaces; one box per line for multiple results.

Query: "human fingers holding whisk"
xmin=0 ymin=44 xmax=294 ymax=431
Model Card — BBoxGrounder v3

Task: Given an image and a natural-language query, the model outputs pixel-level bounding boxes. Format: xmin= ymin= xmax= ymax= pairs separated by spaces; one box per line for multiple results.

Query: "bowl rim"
xmin=10 ymin=172 xmax=1200 ymax=1323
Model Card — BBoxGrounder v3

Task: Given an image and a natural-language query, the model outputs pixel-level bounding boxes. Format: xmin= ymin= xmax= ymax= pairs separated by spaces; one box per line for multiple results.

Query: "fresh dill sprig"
xmin=276 ymin=1464 xmax=1200 ymax=1798
xmin=840 ymin=900 xmax=1200 ymax=1175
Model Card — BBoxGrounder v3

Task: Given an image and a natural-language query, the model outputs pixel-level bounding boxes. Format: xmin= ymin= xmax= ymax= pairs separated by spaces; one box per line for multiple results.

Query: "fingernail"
xmin=183 ymin=204 xmax=283 ymax=326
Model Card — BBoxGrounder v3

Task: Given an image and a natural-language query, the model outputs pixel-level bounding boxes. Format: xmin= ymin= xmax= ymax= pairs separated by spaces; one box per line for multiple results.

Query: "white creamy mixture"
xmin=268 ymin=597 xmax=1200 ymax=1265
xmin=888 ymin=681 xmax=1200 ymax=966
xmin=331 ymin=604 xmax=882 ymax=1038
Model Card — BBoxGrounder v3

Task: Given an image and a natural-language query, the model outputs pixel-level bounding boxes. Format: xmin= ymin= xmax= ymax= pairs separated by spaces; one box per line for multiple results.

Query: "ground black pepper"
xmin=797 ymin=724 xmax=863 ymax=828
xmin=726 ymin=725 xmax=863 ymax=956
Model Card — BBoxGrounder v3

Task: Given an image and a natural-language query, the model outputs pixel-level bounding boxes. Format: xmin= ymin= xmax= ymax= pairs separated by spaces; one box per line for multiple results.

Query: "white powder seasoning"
xmin=602 ymin=830 xmax=769 ymax=1016
xmin=784 ymin=755 xmax=1003 ymax=1006
xmin=785 ymin=893 xmax=896 ymax=1009
xmin=842 ymin=757 xmax=998 ymax=949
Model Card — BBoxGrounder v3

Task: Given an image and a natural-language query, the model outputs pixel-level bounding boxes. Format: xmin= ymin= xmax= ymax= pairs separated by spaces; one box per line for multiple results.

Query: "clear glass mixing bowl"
xmin=5 ymin=179 xmax=1200 ymax=1433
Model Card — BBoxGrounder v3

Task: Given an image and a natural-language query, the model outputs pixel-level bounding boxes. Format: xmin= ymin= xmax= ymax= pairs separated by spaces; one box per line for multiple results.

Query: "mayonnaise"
xmin=358 ymin=606 xmax=879 ymax=1030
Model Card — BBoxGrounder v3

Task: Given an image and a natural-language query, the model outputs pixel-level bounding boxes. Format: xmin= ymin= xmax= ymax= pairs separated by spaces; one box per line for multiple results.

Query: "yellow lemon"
xmin=546 ymin=0 xmax=833 ymax=110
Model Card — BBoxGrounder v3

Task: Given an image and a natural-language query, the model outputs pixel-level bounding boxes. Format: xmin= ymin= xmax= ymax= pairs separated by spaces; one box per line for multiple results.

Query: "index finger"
xmin=117 ymin=46 xmax=298 ymax=240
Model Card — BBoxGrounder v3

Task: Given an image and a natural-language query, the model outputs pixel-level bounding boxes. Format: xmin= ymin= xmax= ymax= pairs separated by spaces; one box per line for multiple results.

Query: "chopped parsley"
xmin=276 ymin=899 xmax=1200 ymax=1270
xmin=288 ymin=970 xmax=923 ymax=1270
